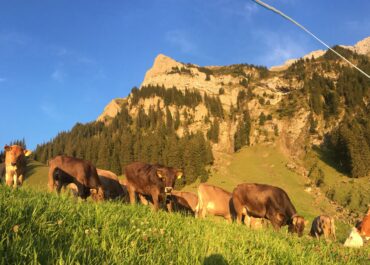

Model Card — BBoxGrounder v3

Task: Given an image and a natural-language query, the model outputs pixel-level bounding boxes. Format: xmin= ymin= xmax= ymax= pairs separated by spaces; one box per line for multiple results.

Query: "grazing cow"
xmin=4 ymin=145 xmax=32 ymax=187
xmin=48 ymin=155 xmax=104 ymax=201
xmin=232 ymin=183 xmax=306 ymax=236
xmin=124 ymin=162 xmax=183 ymax=211
xmin=97 ymin=168 xmax=127 ymax=200
xmin=310 ymin=215 xmax=336 ymax=240
xmin=344 ymin=227 xmax=364 ymax=248
xmin=196 ymin=183 xmax=234 ymax=222
xmin=171 ymin=190 xmax=198 ymax=214
xmin=344 ymin=206 xmax=370 ymax=247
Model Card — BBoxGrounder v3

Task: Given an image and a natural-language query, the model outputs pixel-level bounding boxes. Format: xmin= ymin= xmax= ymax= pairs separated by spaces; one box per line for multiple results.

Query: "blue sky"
xmin=0 ymin=0 xmax=369 ymax=150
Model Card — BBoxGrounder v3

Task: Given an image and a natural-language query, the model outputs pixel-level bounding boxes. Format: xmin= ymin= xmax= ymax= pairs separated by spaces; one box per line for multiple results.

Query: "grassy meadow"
xmin=1 ymin=144 xmax=369 ymax=264
xmin=0 ymin=186 xmax=369 ymax=265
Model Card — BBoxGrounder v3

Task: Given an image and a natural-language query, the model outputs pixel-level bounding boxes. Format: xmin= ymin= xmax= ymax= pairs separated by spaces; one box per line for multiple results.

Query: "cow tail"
xmin=195 ymin=188 xmax=203 ymax=218
xmin=331 ymin=217 xmax=336 ymax=240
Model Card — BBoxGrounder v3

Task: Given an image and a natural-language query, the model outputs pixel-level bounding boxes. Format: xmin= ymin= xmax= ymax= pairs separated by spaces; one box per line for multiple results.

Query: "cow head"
xmin=344 ymin=227 xmax=363 ymax=248
xmin=156 ymin=167 xmax=183 ymax=194
xmin=289 ymin=215 xmax=307 ymax=237
xmin=4 ymin=145 xmax=32 ymax=169
xmin=90 ymin=187 xmax=105 ymax=201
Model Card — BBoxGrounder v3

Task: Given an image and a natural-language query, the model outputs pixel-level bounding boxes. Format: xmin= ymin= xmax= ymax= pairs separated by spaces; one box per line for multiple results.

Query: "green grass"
xmin=184 ymin=145 xmax=334 ymax=220
xmin=0 ymin=186 xmax=369 ymax=265
xmin=304 ymin=149 xmax=370 ymax=213
xmin=24 ymin=160 xmax=49 ymax=189
xmin=15 ymin=146 xmax=370 ymax=263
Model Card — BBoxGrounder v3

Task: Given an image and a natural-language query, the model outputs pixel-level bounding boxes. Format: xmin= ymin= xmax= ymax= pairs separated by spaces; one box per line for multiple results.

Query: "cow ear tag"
xmin=292 ymin=217 xmax=297 ymax=225
xmin=24 ymin=150 xmax=32 ymax=157
xmin=176 ymin=171 xmax=183 ymax=179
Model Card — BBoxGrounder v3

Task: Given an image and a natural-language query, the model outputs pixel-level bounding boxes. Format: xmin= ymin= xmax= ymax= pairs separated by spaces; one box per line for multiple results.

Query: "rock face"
xmin=97 ymin=98 xmax=126 ymax=122
xmin=270 ymin=36 xmax=370 ymax=71
xmin=342 ymin=36 xmax=370 ymax=56
xmin=270 ymin=50 xmax=326 ymax=72
xmin=96 ymin=36 xmax=369 ymax=164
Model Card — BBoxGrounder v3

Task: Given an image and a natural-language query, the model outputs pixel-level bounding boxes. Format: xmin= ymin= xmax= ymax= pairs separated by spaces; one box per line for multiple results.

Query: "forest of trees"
xmin=33 ymin=79 xmax=254 ymax=184
xmin=302 ymin=47 xmax=370 ymax=177
xmin=33 ymin=87 xmax=220 ymax=185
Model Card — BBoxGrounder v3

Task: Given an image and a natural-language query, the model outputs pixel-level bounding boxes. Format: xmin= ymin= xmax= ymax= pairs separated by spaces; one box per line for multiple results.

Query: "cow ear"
xmin=176 ymin=171 xmax=183 ymax=179
xmin=156 ymin=169 xmax=164 ymax=179
xmin=304 ymin=220 xmax=309 ymax=226
xmin=24 ymin=150 xmax=32 ymax=157
xmin=4 ymin=145 xmax=11 ymax=151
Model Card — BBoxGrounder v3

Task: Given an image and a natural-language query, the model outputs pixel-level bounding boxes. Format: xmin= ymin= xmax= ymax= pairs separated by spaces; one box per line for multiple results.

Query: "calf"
xmin=232 ymin=183 xmax=306 ymax=236
xmin=124 ymin=162 xmax=182 ymax=211
xmin=48 ymin=155 xmax=104 ymax=201
xmin=196 ymin=183 xmax=234 ymax=222
xmin=171 ymin=190 xmax=198 ymax=214
xmin=310 ymin=215 xmax=336 ymax=240
xmin=4 ymin=145 xmax=32 ymax=187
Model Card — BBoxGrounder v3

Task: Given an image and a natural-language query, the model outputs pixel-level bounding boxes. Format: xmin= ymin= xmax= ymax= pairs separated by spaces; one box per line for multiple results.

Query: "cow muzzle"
xmin=164 ymin=187 xmax=173 ymax=194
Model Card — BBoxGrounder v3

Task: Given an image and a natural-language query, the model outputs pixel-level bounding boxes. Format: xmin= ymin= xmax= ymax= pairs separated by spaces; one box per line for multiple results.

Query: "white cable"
xmin=252 ymin=0 xmax=370 ymax=79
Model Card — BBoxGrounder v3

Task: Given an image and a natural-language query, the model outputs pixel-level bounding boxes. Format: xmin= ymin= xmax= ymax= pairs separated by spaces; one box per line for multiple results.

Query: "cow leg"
xmin=13 ymin=173 xmax=18 ymax=188
xmin=48 ymin=166 xmax=56 ymax=192
xmin=127 ymin=185 xmax=137 ymax=205
xmin=151 ymin=190 xmax=160 ymax=212
xmin=232 ymin=196 xmax=244 ymax=225
xmin=18 ymin=174 xmax=24 ymax=186
xmin=244 ymin=214 xmax=252 ymax=228
xmin=166 ymin=197 xmax=173 ymax=213
xmin=138 ymin=194 xmax=149 ymax=205
xmin=5 ymin=171 xmax=13 ymax=187
xmin=56 ymin=181 xmax=63 ymax=194
xmin=225 ymin=215 xmax=232 ymax=224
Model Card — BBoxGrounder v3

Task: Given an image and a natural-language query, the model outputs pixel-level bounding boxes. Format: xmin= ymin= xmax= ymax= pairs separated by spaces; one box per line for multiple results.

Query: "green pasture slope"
xmin=0 ymin=187 xmax=369 ymax=265
xmin=2 ymin=145 xmax=367 ymax=264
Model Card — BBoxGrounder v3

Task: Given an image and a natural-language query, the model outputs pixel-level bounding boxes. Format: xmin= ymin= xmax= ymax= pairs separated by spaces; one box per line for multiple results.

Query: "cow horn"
xmin=156 ymin=169 xmax=164 ymax=179
xmin=176 ymin=171 xmax=183 ymax=179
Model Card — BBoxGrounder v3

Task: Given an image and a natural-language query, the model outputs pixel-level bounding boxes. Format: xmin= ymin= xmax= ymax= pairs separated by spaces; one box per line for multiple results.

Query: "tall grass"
xmin=0 ymin=186 xmax=368 ymax=264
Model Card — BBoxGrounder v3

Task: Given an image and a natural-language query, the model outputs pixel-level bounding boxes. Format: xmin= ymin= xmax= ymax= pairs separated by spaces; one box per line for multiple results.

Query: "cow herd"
xmin=2 ymin=144 xmax=369 ymax=248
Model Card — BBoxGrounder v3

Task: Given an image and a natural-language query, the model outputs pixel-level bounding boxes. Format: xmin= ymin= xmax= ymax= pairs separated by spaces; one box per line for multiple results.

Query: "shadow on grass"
xmin=311 ymin=146 xmax=347 ymax=175
xmin=203 ymin=254 xmax=228 ymax=265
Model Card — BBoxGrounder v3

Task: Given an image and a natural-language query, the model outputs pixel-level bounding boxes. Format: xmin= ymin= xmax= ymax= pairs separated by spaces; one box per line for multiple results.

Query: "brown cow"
xmin=196 ymin=183 xmax=234 ymax=222
xmin=4 ymin=145 xmax=32 ymax=187
xmin=96 ymin=168 xmax=127 ymax=200
xmin=48 ymin=155 xmax=104 ymax=201
xmin=310 ymin=215 xmax=336 ymax=240
xmin=124 ymin=162 xmax=182 ymax=211
xmin=357 ymin=206 xmax=370 ymax=240
xmin=233 ymin=183 xmax=306 ymax=236
xmin=171 ymin=190 xmax=198 ymax=214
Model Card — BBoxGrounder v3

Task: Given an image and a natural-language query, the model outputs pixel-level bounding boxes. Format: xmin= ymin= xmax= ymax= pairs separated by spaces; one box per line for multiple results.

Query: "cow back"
xmin=198 ymin=183 xmax=232 ymax=217
xmin=97 ymin=168 xmax=125 ymax=200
